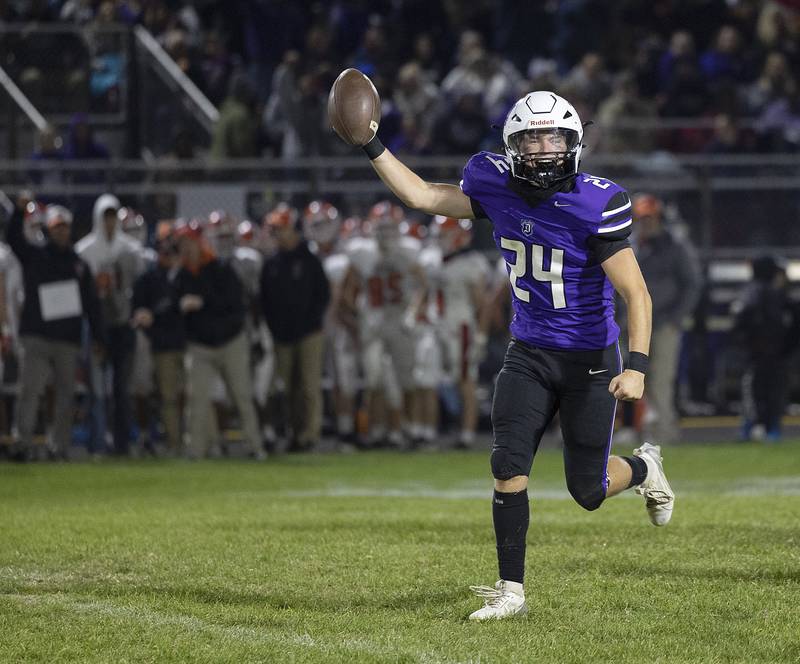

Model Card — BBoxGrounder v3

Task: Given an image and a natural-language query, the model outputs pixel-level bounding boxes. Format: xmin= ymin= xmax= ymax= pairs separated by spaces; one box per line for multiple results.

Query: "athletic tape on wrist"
xmin=362 ymin=135 xmax=385 ymax=160
xmin=627 ymin=351 xmax=649 ymax=375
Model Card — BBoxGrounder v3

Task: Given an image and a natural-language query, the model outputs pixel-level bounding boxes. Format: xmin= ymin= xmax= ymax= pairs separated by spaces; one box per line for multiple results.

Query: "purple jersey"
xmin=461 ymin=151 xmax=633 ymax=351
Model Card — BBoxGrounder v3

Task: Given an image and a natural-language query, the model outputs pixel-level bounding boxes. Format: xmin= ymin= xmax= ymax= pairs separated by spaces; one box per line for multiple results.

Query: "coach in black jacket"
xmin=131 ymin=223 xmax=186 ymax=453
xmin=260 ymin=204 xmax=330 ymax=451
xmin=173 ymin=221 xmax=263 ymax=459
xmin=6 ymin=199 xmax=104 ymax=459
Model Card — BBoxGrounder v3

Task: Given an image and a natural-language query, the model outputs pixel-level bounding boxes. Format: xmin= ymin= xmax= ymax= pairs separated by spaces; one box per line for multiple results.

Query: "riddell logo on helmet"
xmin=528 ymin=119 xmax=555 ymax=126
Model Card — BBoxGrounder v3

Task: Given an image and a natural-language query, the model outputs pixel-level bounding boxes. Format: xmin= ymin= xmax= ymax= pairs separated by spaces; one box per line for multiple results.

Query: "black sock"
xmin=622 ymin=456 xmax=648 ymax=488
xmin=492 ymin=489 xmax=529 ymax=584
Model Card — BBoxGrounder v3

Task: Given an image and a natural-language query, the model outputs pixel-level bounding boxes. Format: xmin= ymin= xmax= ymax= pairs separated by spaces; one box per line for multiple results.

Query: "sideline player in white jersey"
xmin=411 ymin=222 xmax=444 ymax=448
xmin=0 ymin=199 xmax=25 ymax=437
xmin=208 ymin=210 xmax=260 ymax=292
xmin=339 ymin=201 xmax=426 ymax=447
xmin=236 ymin=219 xmax=274 ymax=423
xmin=428 ymin=215 xmax=490 ymax=448
xmin=303 ymin=200 xmax=359 ymax=442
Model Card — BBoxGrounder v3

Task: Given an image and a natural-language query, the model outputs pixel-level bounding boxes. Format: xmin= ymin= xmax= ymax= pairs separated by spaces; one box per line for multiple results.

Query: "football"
xmin=327 ymin=68 xmax=381 ymax=146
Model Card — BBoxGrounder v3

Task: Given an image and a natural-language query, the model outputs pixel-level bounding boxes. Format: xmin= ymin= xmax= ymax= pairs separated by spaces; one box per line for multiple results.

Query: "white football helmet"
xmin=367 ymin=201 xmax=403 ymax=251
xmin=207 ymin=209 xmax=237 ymax=259
xmin=502 ymin=91 xmax=583 ymax=188
xmin=431 ymin=215 xmax=472 ymax=256
xmin=303 ymin=200 xmax=341 ymax=247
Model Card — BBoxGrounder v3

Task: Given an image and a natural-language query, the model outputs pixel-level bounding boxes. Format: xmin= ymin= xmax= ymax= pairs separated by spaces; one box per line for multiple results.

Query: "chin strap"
xmin=506 ymin=173 xmax=576 ymax=207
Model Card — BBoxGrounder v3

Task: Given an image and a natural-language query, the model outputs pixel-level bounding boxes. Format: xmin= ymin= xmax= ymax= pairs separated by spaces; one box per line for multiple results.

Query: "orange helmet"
xmin=265 ymin=203 xmax=298 ymax=229
xmin=367 ymin=200 xmax=403 ymax=247
xmin=237 ymin=220 xmax=257 ymax=244
xmin=400 ymin=220 xmax=428 ymax=241
xmin=632 ymin=193 xmax=663 ymax=219
xmin=173 ymin=218 xmax=204 ymax=241
xmin=303 ymin=200 xmax=340 ymax=245
xmin=432 ymin=215 xmax=472 ymax=254
xmin=367 ymin=200 xmax=403 ymax=224
xmin=207 ymin=209 xmax=236 ymax=236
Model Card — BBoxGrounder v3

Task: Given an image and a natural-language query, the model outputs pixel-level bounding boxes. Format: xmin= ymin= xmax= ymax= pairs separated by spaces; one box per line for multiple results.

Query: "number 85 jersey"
xmin=461 ymin=151 xmax=633 ymax=351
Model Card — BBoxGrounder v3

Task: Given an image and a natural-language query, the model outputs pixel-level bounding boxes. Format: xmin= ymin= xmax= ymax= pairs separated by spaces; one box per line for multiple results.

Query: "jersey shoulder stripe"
xmin=572 ymin=174 xmax=632 ymax=241
xmin=601 ymin=190 xmax=631 ymax=218
xmin=601 ymin=208 xmax=633 ymax=227
xmin=596 ymin=217 xmax=632 ymax=234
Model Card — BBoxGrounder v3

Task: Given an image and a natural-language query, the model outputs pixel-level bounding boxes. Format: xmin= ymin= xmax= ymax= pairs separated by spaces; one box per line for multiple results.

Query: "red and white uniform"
xmin=305 ymin=201 xmax=360 ymax=400
xmin=433 ymin=248 xmax=490 ymax=382
xmin=413 ymin=243 xmax=444 ymax=389
xmin=426 ymin=216 xmax=490 ymax=383
xmin=348 ymin=214 xmax=423 ymax=398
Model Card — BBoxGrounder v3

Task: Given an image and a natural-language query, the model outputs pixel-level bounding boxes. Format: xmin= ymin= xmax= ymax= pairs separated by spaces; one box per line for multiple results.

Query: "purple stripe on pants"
xmin=601 ymin=341 xmax=624 ymax=494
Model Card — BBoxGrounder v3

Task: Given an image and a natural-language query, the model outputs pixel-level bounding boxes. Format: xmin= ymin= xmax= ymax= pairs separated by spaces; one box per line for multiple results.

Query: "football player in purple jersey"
xmin=343 ymin=90 xmax=675 ymax=620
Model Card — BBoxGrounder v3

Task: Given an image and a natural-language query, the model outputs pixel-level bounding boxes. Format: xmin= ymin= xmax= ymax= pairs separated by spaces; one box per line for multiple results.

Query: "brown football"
xmin=328 ymin=68 xmax=381 ymax=146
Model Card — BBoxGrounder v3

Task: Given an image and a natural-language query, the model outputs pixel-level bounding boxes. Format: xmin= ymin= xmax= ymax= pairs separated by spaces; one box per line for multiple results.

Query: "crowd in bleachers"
xmin=4 ymin=1 xmax=800 ymax=157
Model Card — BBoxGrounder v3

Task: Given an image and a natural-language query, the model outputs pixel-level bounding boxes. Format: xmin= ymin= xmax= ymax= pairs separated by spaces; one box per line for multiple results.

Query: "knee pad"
xmin=566 ymin=476 xmax=606 ymax=512
xmin=491 ymin=447 xmax=515 ymax=481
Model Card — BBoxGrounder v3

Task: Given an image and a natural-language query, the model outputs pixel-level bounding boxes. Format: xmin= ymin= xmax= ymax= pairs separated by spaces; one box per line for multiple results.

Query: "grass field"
xmin=1 ymin=441 xmax=799 ymax=663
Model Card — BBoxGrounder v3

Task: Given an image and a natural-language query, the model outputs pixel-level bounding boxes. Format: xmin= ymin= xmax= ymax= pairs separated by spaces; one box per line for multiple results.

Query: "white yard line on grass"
xmin=719 ymin=476 xmax=800 ymax=495
xmin=284 ymin=486 xmax=571 ymax=500
xmin=5 ymin=592 xmax=446 ymax=663
xmin=283 ymin=476 xmax=800 ymax=500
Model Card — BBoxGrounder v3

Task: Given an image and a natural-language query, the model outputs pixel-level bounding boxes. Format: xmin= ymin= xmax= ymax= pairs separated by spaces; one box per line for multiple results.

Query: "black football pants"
xmin=491 ymin=337 xmax=622 ymax=511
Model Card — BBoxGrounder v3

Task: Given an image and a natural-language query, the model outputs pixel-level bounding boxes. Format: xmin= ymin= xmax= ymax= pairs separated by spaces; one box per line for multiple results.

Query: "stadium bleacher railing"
xmin=1 ymin=153 xmax=799 ymax=255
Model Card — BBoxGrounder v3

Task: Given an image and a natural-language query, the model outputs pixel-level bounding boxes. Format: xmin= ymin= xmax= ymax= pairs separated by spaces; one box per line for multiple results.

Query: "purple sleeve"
xmin=459 ymin=152 xmax=511 ymax=213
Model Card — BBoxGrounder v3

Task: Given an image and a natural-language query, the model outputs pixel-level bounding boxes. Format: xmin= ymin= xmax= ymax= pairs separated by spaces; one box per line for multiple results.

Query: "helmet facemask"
xmin=505 ymin=127 xmax=580 ymax=188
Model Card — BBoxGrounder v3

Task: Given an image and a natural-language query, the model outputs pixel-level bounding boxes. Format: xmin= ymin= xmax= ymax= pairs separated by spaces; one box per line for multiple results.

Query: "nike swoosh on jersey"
xmin=554 ymin=202 xmax=571 ymax=207
xmin=588 ymin=368 xmax=608 ymax=374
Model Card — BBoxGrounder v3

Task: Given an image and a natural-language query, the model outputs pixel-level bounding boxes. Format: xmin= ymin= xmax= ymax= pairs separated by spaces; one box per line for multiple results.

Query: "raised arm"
xmin=368 ymin=149 xmax=474 ymax=218
xmin=328 ymin=68 xmax=474 ymax=219
xmin=5 ymin=200 xmax=34 ymax=264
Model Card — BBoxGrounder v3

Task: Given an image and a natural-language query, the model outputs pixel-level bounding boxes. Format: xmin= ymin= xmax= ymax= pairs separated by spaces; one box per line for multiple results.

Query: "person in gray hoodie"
xmin=76 ymin=194 xmax=145 ymax=455
xmin=629 ymin=193 xmax=702 ymax=443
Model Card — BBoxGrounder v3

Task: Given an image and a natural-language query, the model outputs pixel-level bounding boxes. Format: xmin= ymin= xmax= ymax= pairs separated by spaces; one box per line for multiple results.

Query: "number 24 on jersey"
xmin=500 ymin=237 xmax=566 ymax=310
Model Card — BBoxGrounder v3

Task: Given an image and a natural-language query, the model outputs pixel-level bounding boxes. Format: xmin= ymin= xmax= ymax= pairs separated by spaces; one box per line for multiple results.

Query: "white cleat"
xmin=634 ymin=442 xmax=675 ymax=526
xmin=468 ymin=580 xmax=528 ymax=621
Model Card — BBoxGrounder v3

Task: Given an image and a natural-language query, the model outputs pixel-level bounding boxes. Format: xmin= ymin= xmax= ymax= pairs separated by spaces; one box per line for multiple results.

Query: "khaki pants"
xmin=185 ymin=332 xmax=260 ymax=456
xmin=17 ymin=336 xmax=79 ymax=454
xmin=274 ymin=331 xmax=324 ymax=445
xmin=154 ymin=350 xmax=185 ymax=451
xmin=644 ymin=324 xmax=682 ymax=443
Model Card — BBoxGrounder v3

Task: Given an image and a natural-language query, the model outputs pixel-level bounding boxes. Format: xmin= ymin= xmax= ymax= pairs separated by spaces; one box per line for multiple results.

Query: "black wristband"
xmin=362 ymin=135 xmax=385 ymax=160
xmin=627 ymin=351 xmax=649 ymax=375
